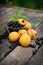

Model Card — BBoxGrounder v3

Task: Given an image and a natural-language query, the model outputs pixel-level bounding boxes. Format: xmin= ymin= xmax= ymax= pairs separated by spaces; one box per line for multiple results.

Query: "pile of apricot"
xmin=8 ymin=19 xmax=37 ymax=47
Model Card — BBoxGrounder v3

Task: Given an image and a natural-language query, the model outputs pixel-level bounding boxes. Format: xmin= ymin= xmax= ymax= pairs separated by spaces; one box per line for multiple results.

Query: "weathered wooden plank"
xmin=0 ymin=39 xmax=11 ymax=61
xmin=0 ymin=8 xmax=15 ymax=26
xmin=0 ymin=46 xmax=34 ymax=65
xmin=0 ymin=8 xmax=14 ymax=16
xmin=36 ymin=21 xmax=43 ymax=37
xmin=25 ymin=46 xmax=43 ymax=65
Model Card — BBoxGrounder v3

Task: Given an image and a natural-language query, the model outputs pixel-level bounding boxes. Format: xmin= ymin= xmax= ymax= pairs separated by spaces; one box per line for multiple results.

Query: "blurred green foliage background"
xmin=0 ymin=0 xmax=43 ymax=10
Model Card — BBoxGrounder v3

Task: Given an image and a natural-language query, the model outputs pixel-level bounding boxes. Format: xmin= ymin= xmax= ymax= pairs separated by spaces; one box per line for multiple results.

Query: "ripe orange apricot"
xmin=18 ymin=19 xmax=28 ymax=26
xmin=27 ymin=29 xmax=32 ymax=39
xmin=27 ymin=29 xmax=37 ymax=39
xmin=18 ymin=29 xmax=27 ymax=37
xmin=24 ymin=22 xmax=32 ymax=29
xmin=30 ymin=29 xmax=37 ymax=39
xmin=8 ymin=31 xmax=19 ymax=42
xmin=19 ymin=34 xmax=31 ymax=46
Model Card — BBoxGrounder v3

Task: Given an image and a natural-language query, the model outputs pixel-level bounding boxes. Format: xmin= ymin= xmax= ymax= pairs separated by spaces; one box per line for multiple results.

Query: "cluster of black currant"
xmin=7 ymin=21 xmax=24 ymax=32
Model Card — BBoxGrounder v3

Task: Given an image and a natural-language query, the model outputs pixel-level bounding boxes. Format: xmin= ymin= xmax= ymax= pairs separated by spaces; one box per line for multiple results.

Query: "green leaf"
xmin=9 ymin=16 xmax=17 ymax=21
xmin=9 ymin=8 xmax=27 ymax=22
xmin=15 ymin=8 xmax=21 ymax=17
xmin=19 ymin=15 xmax=27 ymax=20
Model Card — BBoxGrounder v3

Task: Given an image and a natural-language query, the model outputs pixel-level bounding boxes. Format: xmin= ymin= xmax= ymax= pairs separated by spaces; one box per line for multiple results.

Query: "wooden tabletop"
xmin=0 ymin=6 xmax=43 ymax=65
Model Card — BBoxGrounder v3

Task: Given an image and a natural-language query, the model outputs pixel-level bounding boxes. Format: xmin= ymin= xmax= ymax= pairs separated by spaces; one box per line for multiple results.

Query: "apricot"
xmin=8 ymin=31 xmax=19 ymax=42
xmin=18 ymin=29 xmax=27 ymax=37
xmin=27 ymin=29 xmax=32 ymax=39
xmin=24 ymin=22 xmax=32 ymax=29
xmin=18 ymin=19 xmax=28 ymax=26
xmin=19 ymin=34 xmax=31 ymax=46
xmin=27 ymin=29 xmax=37 ymax=39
